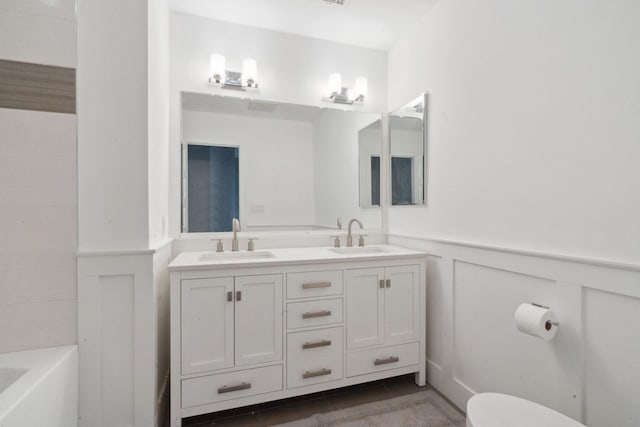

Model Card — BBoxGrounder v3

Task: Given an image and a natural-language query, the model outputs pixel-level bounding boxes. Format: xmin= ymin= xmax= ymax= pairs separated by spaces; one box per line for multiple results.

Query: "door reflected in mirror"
xmin=358 ymin=119 xmax=382 ymax=208
xmin=389 ymin=93 xmax=427 ymax=206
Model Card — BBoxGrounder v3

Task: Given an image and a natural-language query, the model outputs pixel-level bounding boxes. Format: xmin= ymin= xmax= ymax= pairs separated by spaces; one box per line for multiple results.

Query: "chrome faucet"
xmin=347 ymin=218 xmax=363 ymax=247
xmin=231 ymin=218 xmax=240 ymax=252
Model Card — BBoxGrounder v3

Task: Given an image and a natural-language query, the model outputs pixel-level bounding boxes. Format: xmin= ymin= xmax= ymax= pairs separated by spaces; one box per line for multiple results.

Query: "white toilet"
xmin=466 ymin=393 xmax=586 ymax=427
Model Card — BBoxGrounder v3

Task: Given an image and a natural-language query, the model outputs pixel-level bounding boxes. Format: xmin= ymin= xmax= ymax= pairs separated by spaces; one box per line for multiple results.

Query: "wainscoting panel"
xmin=100 ymin=274 xmax=135 ymax=426
xmin=78 ymin=253 xmax=155 ymax=427
xmin=584 ymin=289 xmax=640 ymax=427
xmin=425 ymin=255 xmax=444 ymax=366
xmin=389 ymin=233 xmax=640 ymax=426
xmin=453 ymin=261 xmax=559 ymax=410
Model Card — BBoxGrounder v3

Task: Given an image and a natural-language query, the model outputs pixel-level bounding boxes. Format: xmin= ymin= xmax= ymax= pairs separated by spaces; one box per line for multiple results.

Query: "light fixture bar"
xmin=325 ymin=74 xmax=367 ymax=105
xmin=208 ymin=54 xmax=259 ymax=91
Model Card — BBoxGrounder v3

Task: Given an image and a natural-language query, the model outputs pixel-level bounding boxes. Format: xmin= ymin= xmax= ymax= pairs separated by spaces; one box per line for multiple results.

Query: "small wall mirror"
xmin=389 ymin=93 xmax=427 ymax=206
xmin=358 ymin=119 xmax=382 ymax=208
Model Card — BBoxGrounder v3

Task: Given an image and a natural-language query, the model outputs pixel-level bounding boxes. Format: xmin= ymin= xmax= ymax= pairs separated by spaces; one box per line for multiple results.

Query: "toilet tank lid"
xmin=467 ymin=393 xmax=585 ymax=427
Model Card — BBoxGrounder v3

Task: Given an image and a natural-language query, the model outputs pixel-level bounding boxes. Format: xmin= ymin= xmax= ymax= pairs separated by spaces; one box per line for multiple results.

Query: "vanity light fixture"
xmin=325 ymin=73 xmax=367 ymax=104
xmin=209 ymin=54 xmax=259 ymax=90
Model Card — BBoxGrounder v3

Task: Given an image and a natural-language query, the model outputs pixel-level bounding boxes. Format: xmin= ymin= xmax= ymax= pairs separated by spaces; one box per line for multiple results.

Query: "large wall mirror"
xmin=181 ymin=92 xmax=382 ymax=233
xmin=389 ymin=93 xmax=427 ymax=206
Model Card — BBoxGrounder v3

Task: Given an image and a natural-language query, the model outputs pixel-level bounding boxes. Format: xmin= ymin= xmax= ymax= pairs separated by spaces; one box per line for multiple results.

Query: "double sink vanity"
xmin=169 ymin=243 xmax=427 ymax=426
xmin=173 ymin=91 xmax=430 ymax=425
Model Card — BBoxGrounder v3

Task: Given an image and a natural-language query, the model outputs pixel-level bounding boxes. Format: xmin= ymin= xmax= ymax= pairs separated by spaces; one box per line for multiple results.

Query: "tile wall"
xmin=0 ymin=0 xmax=77 ymax=353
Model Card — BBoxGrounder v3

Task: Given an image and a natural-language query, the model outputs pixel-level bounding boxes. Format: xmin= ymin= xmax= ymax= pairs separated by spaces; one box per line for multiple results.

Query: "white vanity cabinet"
xmin=345 ymin=265 xmax=420 ymax=350
xmin=169 ymin=246 xmax=426 ymax=426
xmin=181 ymin=274 xmax=283 ymax=374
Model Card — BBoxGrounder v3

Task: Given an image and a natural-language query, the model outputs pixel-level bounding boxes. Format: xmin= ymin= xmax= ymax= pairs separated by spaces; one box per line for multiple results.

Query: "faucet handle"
xmin=358 ymin=235 xmax=367 ymax=247
xmin=247 ymin=238 xmax=258 ymax=252
xmin=330 ymin=235 xmax=341 ymax=248
xmin=215 ymin=239 xmax=224 ymax=253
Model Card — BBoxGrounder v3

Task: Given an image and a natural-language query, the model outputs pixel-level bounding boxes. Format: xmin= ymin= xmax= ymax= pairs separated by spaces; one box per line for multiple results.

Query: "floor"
xmin=182 ymin=375 xmax=463 ymax=426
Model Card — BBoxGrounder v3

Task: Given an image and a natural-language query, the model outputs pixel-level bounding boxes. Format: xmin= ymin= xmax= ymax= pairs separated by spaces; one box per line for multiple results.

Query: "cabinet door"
xmin=235 ymin=274 xmax=283 ymax=366
xmin=345 ymin=267 xmax=385 ymax=349
xmin=385 ymin=265 xmax=420 ymax=344
xmin=181 ymin=277 xmax=234 ymax=374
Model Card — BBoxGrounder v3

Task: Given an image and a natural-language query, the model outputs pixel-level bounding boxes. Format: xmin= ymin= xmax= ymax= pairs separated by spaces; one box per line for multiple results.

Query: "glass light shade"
xmin=328 ymin=73 xmax=342 ymax=95
xmin=242 ymin=58 xmax=258 ymax=86
xmin=210 ymin=54 xmax=225 ymax=82
xmin=354 ymin=77 xmax=368 ymax=99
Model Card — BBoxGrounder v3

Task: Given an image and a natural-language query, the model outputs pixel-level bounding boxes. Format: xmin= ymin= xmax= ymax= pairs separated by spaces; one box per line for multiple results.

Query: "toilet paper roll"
xmin=514 ymin=303 xmax=558 ymax=340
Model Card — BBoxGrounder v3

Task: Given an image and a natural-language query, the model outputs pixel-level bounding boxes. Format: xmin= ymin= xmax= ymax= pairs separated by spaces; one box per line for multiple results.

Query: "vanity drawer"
xmin=287 ymin=270 xmax=343 ymax=299
xmin=287 ymin=327 xmax=343 ymax=388
xmin=287 ymin=298 xmax=343 ymax=329
xmin=346 ymin=342 xmax=419 ymax=377
xmin=181 ymin=365 xmax=282 ymax=408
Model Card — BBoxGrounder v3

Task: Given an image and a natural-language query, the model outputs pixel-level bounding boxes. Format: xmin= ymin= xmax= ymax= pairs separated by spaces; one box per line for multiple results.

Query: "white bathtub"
xmin=0 ymin=345 xmax=77 ymax=427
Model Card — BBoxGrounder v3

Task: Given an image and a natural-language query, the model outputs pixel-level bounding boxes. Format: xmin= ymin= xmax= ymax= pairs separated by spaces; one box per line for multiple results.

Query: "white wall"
xmin=78 ymin=0 xmax=150 ymax=251
xmin=313 ymin=110 xmax=382 ymax=230
xmin=182 ymin=110 xmax=315 ymax=229
xmin=148 ymin=0 xmax=171 ymax=247
xmin=388 ymin=0 xmax=640 ymax=265
xmin=388 ymin=2 xmax=640 ymax=425
xmin=170 ymin=12 xmax=388 ymax=236
xmin=0 ymin=0 xmax=77 ymax=353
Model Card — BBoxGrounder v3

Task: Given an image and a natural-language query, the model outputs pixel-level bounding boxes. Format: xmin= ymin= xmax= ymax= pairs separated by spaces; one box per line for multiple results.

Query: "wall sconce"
xmin=325 ymin=74 xmax=367 ymax=104
xmin=209 ymin=54 xmax=259 ymax=90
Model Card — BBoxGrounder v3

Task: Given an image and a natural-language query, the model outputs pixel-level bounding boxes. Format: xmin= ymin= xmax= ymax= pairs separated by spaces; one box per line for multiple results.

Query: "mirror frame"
xmin=389 ymin=92 xmax=428 ymax=207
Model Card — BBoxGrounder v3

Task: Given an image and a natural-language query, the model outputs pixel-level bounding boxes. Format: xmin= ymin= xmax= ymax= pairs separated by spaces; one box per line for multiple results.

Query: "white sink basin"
xmin=329 ymin=246 xmax=389 ymax=255
xmin=199 ymin=251 xmax=276 ymax=262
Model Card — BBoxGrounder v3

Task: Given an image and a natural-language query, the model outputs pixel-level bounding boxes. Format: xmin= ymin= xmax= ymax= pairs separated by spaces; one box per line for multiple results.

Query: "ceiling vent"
xmin=320 ymin=0 xmax=345 ymax=5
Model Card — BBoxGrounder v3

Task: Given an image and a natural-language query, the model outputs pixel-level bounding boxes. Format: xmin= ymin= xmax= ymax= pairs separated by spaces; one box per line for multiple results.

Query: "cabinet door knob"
xmin=386 ymin=279 xmax=391 ymax=288
xmin=236 ymin=290 xmax=242 ymax=301
xmin=227 ymin=291 xmax=233 ymax=302
xmin=379 ymin=279 xmax=385 ymax=289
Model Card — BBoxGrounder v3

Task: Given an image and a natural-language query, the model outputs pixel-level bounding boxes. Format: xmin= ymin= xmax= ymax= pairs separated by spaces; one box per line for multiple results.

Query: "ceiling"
xmin=168 ymin=0 xmax=437 ymax=51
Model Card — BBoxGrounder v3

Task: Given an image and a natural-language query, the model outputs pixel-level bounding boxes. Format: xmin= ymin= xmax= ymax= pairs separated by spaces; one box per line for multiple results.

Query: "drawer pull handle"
xmin=302 ymin=310 xmax=332 ymax=319
xmin=302 ymin=281 xmax=332 ymax=289
xmin=217 ymin=382 xmax=251 ymax=394
xmin=302 ymin=339 xmax=332 ymax=349
xmin=374 ymin=356 xmax=400 ymax=366
xmin=303 ymin=368 xmax=332 ymax=379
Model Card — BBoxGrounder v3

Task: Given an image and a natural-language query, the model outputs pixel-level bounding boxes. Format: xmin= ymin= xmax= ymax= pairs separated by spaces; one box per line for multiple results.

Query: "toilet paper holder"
xmin=531 ymin=302 xmax=559 ymax=330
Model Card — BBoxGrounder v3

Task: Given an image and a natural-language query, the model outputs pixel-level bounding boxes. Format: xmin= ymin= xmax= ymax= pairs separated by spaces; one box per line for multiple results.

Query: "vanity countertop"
xmin=169 ymin=244 xmax=425 ymax=271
